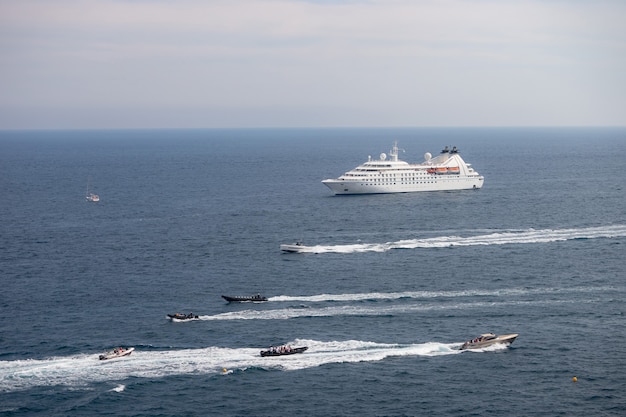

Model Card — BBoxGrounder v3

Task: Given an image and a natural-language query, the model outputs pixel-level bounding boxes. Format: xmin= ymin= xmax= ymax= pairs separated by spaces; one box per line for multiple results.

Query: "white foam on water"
xmin=202 ymin=292 xmax=610 ymax=321
xmin=0 ymin=340 xmax=465 ymax=393
xmin=287 ymin=225 xmax=626 ymax=254
xmin=268 ymin=286 xmax=616 ymax=303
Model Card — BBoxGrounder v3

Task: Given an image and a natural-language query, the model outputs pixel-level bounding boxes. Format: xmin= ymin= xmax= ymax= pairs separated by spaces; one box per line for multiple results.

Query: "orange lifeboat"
xmin=435 ymin=167 xmax=448 ymax=174
xmin=447 ymin=166 xmax=460 ymax=174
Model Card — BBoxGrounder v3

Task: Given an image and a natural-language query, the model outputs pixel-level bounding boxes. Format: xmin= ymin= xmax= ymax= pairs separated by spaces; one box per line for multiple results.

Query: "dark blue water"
xmin=1 ymin=127 xmax=625 ymax=416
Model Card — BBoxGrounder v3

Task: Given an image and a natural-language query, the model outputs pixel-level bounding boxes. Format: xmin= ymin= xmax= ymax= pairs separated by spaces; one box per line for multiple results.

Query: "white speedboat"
xmin=322 ymin=142 xmax=484 ymax=195
xmin=99 ymin=347 xmax=134 ymax=360
xmin=280 ymin=242 xmax=309 ymax=253
xmin=460 ymin=333 xmax=518 ymax=350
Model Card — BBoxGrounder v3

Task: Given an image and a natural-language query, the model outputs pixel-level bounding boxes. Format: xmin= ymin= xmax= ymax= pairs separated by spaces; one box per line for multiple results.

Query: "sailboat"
xmin=85 ymin=178 xmax=100 ymax=202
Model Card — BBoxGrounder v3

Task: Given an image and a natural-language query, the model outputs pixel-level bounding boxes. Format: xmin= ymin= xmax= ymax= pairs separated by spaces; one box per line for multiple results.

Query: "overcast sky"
xmin=1 ymin=0 xmax=624 ymax=129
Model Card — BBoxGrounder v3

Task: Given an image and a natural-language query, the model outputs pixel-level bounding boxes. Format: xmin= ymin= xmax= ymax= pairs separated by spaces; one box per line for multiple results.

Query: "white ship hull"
xmin=322 ymin=143 xmax=484 ymax=195
xmin=322 ymin=176 xmax=483 ymax=195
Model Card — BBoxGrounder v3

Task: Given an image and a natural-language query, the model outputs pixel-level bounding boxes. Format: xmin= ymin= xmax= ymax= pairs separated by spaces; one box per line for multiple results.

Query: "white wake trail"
xmin=0 ymin=339 xmax=462 ymax=393
xmin=288 ymin=225 xmax=626 ymax=254
xmin=269 ymin=286 xmax=616 ymax=303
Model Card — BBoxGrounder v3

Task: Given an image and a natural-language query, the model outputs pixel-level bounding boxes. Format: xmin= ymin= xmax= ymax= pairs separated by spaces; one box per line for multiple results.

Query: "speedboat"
xmin=280 ymin=242 xmax=309 ymax=253
xmin=260 ymin=346 xmax=308 ymax=357
xmin=222 ymin=294 xmax=268 ymax=302
xmin=167 ymin=312 xmax=199 ymax=321
xmin=99 ymin=347 xmax=134 ymax=360
xmin=322 ymin=142 xmax=484 ymax=195
xmin=460 ymin=333 xmax=518 ymax=350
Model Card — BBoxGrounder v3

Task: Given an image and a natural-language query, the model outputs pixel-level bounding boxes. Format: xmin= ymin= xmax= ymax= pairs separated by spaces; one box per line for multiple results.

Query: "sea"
xmin=0 ymin=127 xmax=624 ymax=416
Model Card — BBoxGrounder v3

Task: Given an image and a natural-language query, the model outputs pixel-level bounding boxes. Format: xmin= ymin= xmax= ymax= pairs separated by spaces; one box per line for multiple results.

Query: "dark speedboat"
xmin=167 ymin=312 xmax=199 ymax=321
xmin=260 ymin=346 xmax=308 ymax=357
xmin=460 ymin=333 xmax=518 ymax=350
xmin=99 ymin=347 xmax=134 ymax=360
xmin=222 ymin=294 xmax=268 ymax=302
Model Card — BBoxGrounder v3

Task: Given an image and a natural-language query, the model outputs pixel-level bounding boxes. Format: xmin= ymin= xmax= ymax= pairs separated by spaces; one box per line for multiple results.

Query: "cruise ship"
xmin=322 ymin=142 xmax=484 ymax=195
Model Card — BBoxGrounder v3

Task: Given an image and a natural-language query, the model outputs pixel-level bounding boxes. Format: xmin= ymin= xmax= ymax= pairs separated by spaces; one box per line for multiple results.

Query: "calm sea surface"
xmin=0 ymin=127 xmax=625 ymax=416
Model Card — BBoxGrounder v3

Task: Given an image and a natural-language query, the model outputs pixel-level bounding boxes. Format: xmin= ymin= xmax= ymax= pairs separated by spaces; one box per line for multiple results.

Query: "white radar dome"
xmin=424 ymin=152 xmax=432 ymax=161
xmin=380 ymin=153 xmax=387 ymax=161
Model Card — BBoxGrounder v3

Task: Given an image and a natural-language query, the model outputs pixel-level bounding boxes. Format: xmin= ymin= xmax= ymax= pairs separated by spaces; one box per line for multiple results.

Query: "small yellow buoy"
xmin=223 ymin=368 xmax=228 ymax=373
xmin=572 ymin=376 xmax=577 ymax=382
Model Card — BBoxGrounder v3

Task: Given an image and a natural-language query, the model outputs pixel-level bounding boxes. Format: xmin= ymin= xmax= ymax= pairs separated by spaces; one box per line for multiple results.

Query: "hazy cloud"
xmin=1 ymin=0 xmax=624 ymax=128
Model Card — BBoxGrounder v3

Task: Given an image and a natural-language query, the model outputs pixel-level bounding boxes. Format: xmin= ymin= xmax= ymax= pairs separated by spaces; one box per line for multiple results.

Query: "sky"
xmin=0 ymin=0 xmax=625 ymax=129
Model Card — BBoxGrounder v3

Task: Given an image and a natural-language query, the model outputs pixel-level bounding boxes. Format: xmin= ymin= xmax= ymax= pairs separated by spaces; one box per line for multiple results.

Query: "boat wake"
xmin=188 ymin=286 xmax=616 ymax=321
xmin=267 ymin=286 xmax=613 ymax=303
xmin=0 ymin=339 xmax=459 ymax=393
xmin=199 ymin=298 xmax=602 ymax=321
xmin=287 ymin=225 xmax=626 ymax=254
